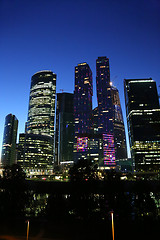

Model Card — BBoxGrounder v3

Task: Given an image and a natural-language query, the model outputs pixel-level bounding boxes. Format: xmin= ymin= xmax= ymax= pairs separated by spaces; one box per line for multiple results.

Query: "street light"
xmin=110 ymin=211 xmax=114 ymax=240
xmin=26 ymin=220 xmax=29 ymax=240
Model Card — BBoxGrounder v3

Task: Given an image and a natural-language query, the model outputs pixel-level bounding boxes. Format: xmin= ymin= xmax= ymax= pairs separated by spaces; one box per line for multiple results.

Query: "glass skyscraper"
xmin=96 ymin=57 xmax=115 ymax=168
xmin=74 ymin=63 xmax=93 ymax=161
xmin=1 ymin=114 xmax=18 ymax=166
xmin=18 ymin=133 xmax=53 ymax=175
xmin=27 ymin=70 xmax=56 ymax=137
xmin=111 ymin=86 xmax=127 ymax=160
xmin=18 ymin=70 xmax=56 ymax=174
xmin=124 ymin=78 xmax=160 ymax=171
xmin=55 ymin=92 xmax=74 ymax=166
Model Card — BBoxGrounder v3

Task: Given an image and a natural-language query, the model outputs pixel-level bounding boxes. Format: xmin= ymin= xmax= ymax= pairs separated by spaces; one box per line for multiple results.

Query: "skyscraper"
xmin=111 ymin=86 xmax=127 ymax=160
xmin=27 ymin=70 xmax=56 ymax=137
xmin=74 ymin=63 xmax=93 ymax=161
xmin=18 ymin=133 xmax=54 ymax=174
xmin=55 ymin=92 xmax=74 ymax=166
xmin=96 ymin=57 xmax=114 ymax=133
xmin=1 ymin=114 xmax=18 ymax=166
xmin=124 ymin=78 xmax=160 ymax=171
xmin=18 ymin=71 xmax=56 ymax=174
xmin=96 ymin=57 xmax=115 ymax=167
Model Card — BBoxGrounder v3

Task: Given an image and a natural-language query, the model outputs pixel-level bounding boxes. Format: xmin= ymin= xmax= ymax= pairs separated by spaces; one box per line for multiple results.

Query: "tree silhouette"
xmin=1 ymin=164 xmax=27 ymax=218
xmin=69 ymin=158 xmax=99 ymax=182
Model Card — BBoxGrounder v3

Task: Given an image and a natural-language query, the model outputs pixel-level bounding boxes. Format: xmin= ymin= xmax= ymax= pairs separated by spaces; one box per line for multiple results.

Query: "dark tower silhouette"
xmin=111 ymin=86 xmax=127 ymax=160
xmin=1 ymin=114 xmax=18 ymax=166
xmin=55 ymin=92 xmax=74 ymax=166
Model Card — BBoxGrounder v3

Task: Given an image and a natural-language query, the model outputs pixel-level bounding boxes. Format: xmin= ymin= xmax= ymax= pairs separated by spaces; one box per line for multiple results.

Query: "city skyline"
xmin=0 ymin=0 xmax=160 ymax=159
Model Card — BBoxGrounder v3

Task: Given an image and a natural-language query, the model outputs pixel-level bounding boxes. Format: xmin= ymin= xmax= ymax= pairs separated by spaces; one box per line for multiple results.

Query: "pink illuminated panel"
xmin=77 ymin=137 xmax=88 ymax=152
xmin=103 ymin=134 xmax=116 ymax=165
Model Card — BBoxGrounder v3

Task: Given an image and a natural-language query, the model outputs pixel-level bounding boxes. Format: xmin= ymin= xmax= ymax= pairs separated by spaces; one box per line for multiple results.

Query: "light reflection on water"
xmin=24 ymin=191 xmax=160 ymax=220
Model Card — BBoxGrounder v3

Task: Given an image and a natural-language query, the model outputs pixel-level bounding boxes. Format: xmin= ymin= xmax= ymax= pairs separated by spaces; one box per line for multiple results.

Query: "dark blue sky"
xmin=0 ymin=0 xmax=160 ymax=158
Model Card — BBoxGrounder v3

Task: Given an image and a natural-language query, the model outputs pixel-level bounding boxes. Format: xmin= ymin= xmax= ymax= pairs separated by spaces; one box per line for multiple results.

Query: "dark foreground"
xmin=0 ymin=217 xmax=160 ymax=240
xmin=0 ymin=179 xmax=160 ymax=239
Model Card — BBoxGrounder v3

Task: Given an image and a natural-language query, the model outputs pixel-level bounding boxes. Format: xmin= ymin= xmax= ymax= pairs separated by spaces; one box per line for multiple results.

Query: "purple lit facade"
xmin=96 ymin=57 xmax=115 ymax=167
xmin=74 ymin=63 xmax=93 ymax=161
xmin=77 ymin=137 xmax=88 ymax=152
xmin=103 ymin=133 xmax=116 ymax=166
xmin=76 ymin=134 xmax=103 ymax=165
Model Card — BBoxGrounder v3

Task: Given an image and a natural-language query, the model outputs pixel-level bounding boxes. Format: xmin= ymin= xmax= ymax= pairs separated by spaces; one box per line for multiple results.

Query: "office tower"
xmin=18 ymin=71 xmax=56 ymax=174
xmin=74 ymin=63 xmax=93 ymax=161
xmin=1 ymin=114 xmax=18 ymax=166
xmin=124 ymin=78 xmax=160 ymax=171
xmin=55 ymin=93 xmax=74 ymax=166
xmin=76 ymin=133 xmax=104 ymax=164
xmin=18 ymin=133 xmax=53 ymax=175
xmin=26 ymin=70 xmax=56 ymax=137
xmin=111 ymin=86 xmax=127 ymax=160
xmin=96 ymin=57 xmax=115 ymax=168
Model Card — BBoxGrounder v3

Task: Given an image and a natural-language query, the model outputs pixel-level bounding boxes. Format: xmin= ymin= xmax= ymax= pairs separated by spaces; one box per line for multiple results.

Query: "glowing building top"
xmin=74 ymin=62 xmax=93 ymax=135
xmin=26 ymin=70 xmax=56 ymax=138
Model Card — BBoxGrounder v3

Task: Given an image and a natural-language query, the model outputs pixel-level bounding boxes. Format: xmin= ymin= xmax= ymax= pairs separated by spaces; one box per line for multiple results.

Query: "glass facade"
xmin=18 ymin=71 xmax=56 ymax=174
xmin=76 ymin=133 xmax=103 ymax=164
xmin=124 ymin=78 xmax=160 ymax=171
xmin=18 ymin=133 xmax=53 ymax=175
xmin=55 ymin=93 xmax=74 ymax=165
xmin=27 ymin=70 xmax=56 ymax=137
xmin=1 ymin=114 xmax=18 ymax=166
xmin=74 ymin=63 xmax=93 ymax=162
xmin=96 ymin=57 xmax=115 ymax=167
xmin=111 ymin=86 xmax=127 ymax=160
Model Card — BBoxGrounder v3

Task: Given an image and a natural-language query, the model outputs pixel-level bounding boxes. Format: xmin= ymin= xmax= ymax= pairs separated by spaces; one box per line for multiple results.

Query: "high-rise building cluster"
xmin=1 ymin=57 xmax=160 ymax=174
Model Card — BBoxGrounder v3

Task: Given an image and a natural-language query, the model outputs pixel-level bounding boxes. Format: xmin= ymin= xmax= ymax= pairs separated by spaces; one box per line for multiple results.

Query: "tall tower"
xmin=1 ymin=114 xmax=18 ymax=166
xmin=18 ymin=71 xmax=56 ymax=175
xmin=74 ymin=63 xmax=93 ymax=161
xmin=27 ymin=71 xmax=56 ymax=137
xmin=124 ymin=78 xmax=160 ymax=171
xmin=96 ymin=57 xmax=114 ymax=133
xmin=111 ymin=86 xmax=127 ymax=160
xmin=55 ymin=92 xmax=74 ymax=166
xmin=96 ymin=57 xmax=115 ymax=167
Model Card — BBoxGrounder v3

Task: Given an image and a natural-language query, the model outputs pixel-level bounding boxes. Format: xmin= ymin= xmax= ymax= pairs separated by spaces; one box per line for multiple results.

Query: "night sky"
xmin=0 ymin=0 xmax=160 ymax=159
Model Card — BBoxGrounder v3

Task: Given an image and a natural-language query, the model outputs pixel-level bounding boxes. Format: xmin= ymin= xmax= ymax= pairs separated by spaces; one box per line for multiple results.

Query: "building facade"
xmin=18 ymin=133 xmax=53 ymax=175
xmin=76 ymin=133 xmax=103 ymax=165
xmin=55 ymin=92 xmax=74 ymax=166
xmin=111 ymin=86 xmax=127 ymax=160
xmin=18 ymin=71 xmax=56 ymax=174
xmin=124 ymin=78 xmax=160 ymax=171
xmin=1 ymin=114 xmax=18 ymax=166
xmin=74 ymin=63 xmax=93 ymax=162
xmin=26 ymin=70 xmax=56 ymax=137
xmin=96 ymin=57 xmax=115 ymax=168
